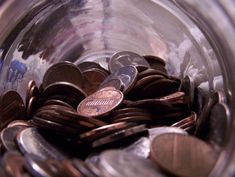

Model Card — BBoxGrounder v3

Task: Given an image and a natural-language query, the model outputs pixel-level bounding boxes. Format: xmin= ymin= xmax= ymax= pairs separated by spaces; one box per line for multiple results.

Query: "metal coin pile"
xmin=0 ymin=51 xmax=229 ymax=177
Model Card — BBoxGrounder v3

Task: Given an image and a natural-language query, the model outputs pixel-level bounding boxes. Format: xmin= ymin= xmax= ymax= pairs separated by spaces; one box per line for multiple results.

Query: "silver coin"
xmin=109 ymin=51 xmax=150 ymax=73
xmin=99 ymin=150 xmax=168 ymax=177
xmin=16 ymin=128 xmax=65 ymax=160
xmin=149 ymin=126 xmax=188 ymax=141
xmin=122 ymin=137 xmax=150 ymax=159
xmin=100 ymin=65 xmax=138 ymax=94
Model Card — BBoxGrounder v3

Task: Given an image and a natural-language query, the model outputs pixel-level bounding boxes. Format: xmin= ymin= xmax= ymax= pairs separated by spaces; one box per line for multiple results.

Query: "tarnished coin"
xmin=143 ymin=55 xmax=167 ymax=73
xmin=80 ymin=122 xmax=135 ymax=142
xmin=42 ymin=82 xmax=87 ymax=108
xmin=1 ymin=125 xmax=26 ymax=152
xmin=43 ymin=99 xmax=74 ymax=109
xmin=131 ymin=75 xmax=164 ymax=94
xmin=150 ymin=133 xmax=218 ymax=177
xmin=180 ymin=75 xmax=195 ymax=106
xmin=141 ymin=78 xmax=179 ymax=98
xmin=99 ymin=150 xmax=168 ymax=177
xmin=82 ymin=67 xmax=108 ymax=95
xmin=42 ymin=62 xmax=84 ymax=89
xmin=61 ymin=160 xmax=84 ymax=177
xmin=92 ymin=124 xmax=147 ymax=148
xmin=77 ymin=87 xmax=123 ymax=117
xmin=16 ymin=128 xmax=66 ymax=160
xmin=100 ymin=65 xmax=138 ymax=94
xmin=0 ymin=91 xmax=26 ymax=129
xmin=109 ymin=51 xmax=150 ymax=73
xmin=2 ymin=152 xmax=28 ymax=177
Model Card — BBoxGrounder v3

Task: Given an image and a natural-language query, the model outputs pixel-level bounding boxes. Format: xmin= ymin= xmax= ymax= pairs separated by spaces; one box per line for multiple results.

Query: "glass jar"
xmin=0 ymin=0 xmax=234 ymax=176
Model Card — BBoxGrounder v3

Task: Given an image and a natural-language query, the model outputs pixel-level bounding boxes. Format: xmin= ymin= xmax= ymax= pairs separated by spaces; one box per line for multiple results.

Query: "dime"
xmin=99 ymin=150 xmax=168 ymax=177
xmin=42 ymin=62 xmax=84 ymax=89
xmin=16 ymin=128 xmax=66 ymax=160
xmin=143 ymin=55 xmax=167 ymax=73
xmin=150 ymin=133 xmax=218 ymax=177
xmin=100 ymin=65 xmax=138 ymax=94
xmin=109 ymin=51 xmax=150 ymax=73
xmin=77 ymin=87 xmax=123 ymax=117
xmin=148 ymin=126 xmax=188 ymax=141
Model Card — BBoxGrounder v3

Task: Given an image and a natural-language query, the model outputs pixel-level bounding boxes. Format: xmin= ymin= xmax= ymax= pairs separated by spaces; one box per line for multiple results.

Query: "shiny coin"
xmin=1 ymin=125 xmax=26 ymax=152
xmin=77 ymin=87 xmax=123 ymax=117
xmin=61 ymin=160 xmax=84 ymax=177
xmin=2 ymin=152 xmax=28 ymax=177
xmin=99 ymin=150 xmax=168 ymax=177
xmin=150 ymin=133 xmax=218 ymax=177
xmin=92 ymin=124 xmax=147 ymax=148
xmin=109 ymin=51 xmax=150 ymax=73
xmin=16 ymin=128 xmax=65 ymax=160
xmin=100 ymin=65 xmax=138 ymax=94
xmin=0 ymin=91 xmax=26 ymax=129
xmin=24 ymin=154 xmax=63 ymax=177
xmin=149 ymin=126 xmax=188 ymax=141
xmin=42 ymin=62 xmax=84 ymax=89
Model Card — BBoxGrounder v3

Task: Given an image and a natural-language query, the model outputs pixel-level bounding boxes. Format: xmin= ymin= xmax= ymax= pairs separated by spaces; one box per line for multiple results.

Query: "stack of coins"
xmin=0 ymin=51 xmax=229 ymax=177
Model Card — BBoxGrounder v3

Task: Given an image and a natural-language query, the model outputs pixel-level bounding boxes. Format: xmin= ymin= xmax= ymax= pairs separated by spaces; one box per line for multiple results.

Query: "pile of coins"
xmin=0 ymin=51 xmax=229 ymax=177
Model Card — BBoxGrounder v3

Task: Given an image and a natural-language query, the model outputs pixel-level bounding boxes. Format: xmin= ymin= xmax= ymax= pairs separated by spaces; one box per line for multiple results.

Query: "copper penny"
xmin=138 ymin=68 xmax=169 ymax=80
xmin=77 ymin=87 xmax=123 ymax=117
xmin=150 ymin=133 xmax=218 ymax=177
